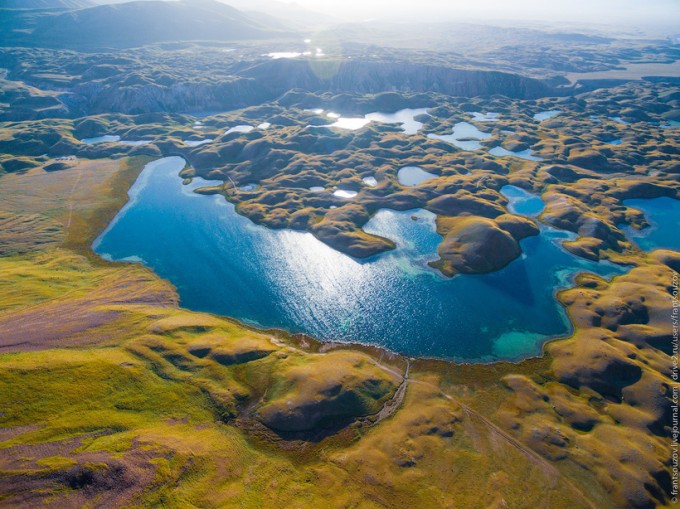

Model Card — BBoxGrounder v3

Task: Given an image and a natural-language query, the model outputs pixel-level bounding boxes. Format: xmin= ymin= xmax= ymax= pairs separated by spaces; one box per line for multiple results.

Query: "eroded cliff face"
xmin=45 ymin=59 xmax=560 ymax=117
xmin=63 ymin=78 xmax=264 ymax=117
xmin=242 ymin=59 xmax=557 ymax=101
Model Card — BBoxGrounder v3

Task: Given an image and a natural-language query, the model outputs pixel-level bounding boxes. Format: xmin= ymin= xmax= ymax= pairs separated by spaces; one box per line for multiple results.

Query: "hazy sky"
xmin=284 ymin=0 xmax=680 ymax=27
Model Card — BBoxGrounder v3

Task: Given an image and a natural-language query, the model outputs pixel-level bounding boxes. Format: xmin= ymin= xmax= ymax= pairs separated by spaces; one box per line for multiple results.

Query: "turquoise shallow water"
xmin=621 ymin=197 xmax=680 ymax=252
xmin=94 ymin=158 xmax=627 ymax=362
xmin=501 ymin=185 xmax=546 ymax=217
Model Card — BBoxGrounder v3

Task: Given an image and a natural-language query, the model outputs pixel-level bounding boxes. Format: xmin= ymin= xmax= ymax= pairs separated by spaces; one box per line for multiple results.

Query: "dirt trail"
xmin=371 ymin=359 xmax=410 ymax=424
xmin=63 ymin=163 xmax=84 ymax=234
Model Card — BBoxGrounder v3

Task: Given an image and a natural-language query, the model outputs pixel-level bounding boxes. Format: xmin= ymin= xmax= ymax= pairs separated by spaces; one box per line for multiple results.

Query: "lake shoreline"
xmin=92 ymin=156 xmax=629 ymax=363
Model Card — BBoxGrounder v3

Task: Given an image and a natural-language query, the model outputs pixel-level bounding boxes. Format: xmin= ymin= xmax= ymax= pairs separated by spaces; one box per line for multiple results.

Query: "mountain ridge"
xmin=0 ymin=0 xmax=92 ymax=9
xmin=27 ymin=0 xmax=292 ymax=48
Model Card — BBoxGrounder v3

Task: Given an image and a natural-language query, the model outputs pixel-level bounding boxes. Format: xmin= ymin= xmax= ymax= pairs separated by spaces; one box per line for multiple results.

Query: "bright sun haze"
xmin=286 ymin=0 xmax=680 ymax=26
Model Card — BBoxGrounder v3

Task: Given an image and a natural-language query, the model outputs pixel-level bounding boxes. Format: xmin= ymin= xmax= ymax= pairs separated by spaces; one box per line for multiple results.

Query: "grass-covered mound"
xmin=258 ymin=351 xmax=400 ymax=432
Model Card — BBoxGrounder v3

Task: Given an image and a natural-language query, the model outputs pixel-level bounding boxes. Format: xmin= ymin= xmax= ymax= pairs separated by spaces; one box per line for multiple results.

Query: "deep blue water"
xmin=622 ymin=197 xmax=680 ymax=252
xmin=94 ymin=158 xmax=627 ymax=362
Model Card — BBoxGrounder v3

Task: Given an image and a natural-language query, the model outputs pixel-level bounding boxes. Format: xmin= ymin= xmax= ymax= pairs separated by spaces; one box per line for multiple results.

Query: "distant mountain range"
xmin=85 ymin=0 xmax=334 ymax=26
xmin=2 ymin=0 xmax=295 ymax=48
xmin=221 ymin=0 xmax=335 ymax=28
xmin=0 ymin=0 xmax=92 ymax=8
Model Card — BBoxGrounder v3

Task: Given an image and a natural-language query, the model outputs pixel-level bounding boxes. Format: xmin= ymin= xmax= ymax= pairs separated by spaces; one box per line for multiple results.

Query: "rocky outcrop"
xmin=69 ymin=79 xmax=267 ymax=118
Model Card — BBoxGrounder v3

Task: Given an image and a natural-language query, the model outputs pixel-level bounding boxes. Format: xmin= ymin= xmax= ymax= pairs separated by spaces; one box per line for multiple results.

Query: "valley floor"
xmin=0 ymin=154 xmax=675 ymax=508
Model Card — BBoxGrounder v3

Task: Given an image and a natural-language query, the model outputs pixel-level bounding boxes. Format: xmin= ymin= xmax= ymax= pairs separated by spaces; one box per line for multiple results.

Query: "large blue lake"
xmin=621 ymin=197 xmax=680 ymax=252
xmin=94 ymin=157 xmax=627 ymax=362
